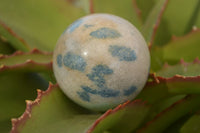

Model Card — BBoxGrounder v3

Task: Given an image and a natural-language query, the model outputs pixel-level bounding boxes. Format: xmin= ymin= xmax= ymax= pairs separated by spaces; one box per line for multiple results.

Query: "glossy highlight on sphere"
xmin=53 ymin=13 xmax=150 ymax=111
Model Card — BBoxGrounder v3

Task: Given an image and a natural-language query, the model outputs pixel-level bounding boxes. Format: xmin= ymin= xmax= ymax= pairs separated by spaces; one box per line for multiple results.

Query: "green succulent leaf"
xmin=140 ymin=0 xmax=200 ymax=47
xmin=164 ymin=114 xmax=191 ymax=133
xmin=0 ymin=38 xmax=15 ymax=54
xmin=159 ymin=29 xmax=200 ymax=63
xmin=137 ymin=95 xmax=200 ymax=133
xmin=88 ymin=100 xmax=150 ymax=133
xmin=195 ymin=6 xmax=200 ymax=27
xmin=0 ymin=49 xmax=52 ymax=73
xmin=180 ymin=112 xmax=200 ymax=133
xmin=137 ymin=74 xmax=200 ymax=104
xmin=11 ymin=84 xmax=100 ymax=133
xmin=0 ymin=20 xmax=30 ymax=52
xmin=0 ymin=0 xmax=86 ymax=51
xmin=151 ymin=29 xmax=200 ymax=71
xmin=93 ymin=0 xmax=142 ymax=29
xmin=11 ymin=83 xmax=150 ymax=133
xmin=157 ymin=59 xmax=200 ymax=77
xmin=153 ymin=0 xmax=200 ymax=46
xmin=10 ymin=73 xmax=200 ymax=133
xmin=141 ymin=0 xmax=168 ymax=46
xmin=134 ymin=0 xmax=159 ymax=22
xmin=1 ymin=0 xmax=200 ymax=132
xmin=0 ymin=73 xmax=48 ymax=133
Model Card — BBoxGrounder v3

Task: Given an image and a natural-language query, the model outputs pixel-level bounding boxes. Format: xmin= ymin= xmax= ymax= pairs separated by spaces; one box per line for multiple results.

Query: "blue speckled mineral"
xmin=53 ymin=13 xmax=150 ymax=111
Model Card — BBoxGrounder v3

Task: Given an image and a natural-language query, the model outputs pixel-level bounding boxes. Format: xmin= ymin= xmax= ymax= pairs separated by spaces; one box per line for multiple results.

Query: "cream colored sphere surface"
xmin=53 ymin=13 xmax=150 ymax=111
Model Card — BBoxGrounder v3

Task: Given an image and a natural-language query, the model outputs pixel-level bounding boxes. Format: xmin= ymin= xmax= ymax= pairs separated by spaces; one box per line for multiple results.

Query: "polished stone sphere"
xmin=53 ymin=13 xmax=150 ymax=111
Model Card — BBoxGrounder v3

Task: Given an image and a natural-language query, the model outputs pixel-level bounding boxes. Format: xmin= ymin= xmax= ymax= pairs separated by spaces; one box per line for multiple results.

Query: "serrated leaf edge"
xmin=0 ymin=60 xmax=52 ymax=73
xmin=0 ymin=48 xmax=52 ymax=73
xmin=148 ymin=73 xmax=200 ymax=86
xmin=170 ymin=28 xmax=200 ymax=42
xmin=163 ymin=58 xmax=200 ymax=69
xmin=86 ymin=99 xmax=147 ymax=133
xmin=0 ymin=48 xmax=52 ymax=59
xmin=10 ymin=83 xmax=58 ymax=133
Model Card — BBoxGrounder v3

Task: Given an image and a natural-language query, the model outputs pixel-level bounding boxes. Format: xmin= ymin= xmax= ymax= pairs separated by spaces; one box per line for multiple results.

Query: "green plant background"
xmin=0 ymin=0 xmax=200 ymax=133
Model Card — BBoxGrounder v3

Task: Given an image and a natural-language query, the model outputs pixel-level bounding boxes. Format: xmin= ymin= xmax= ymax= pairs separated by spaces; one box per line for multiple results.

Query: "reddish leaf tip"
xmin=193 ymin=57 xmax=200 ymax=63
xmin=149 ymin=73 xmax=160 ymax=83
xmin=163 ymin=62 xmax=170 ymax=68
xmin=179 ymin=58 xmax=188 ymax=66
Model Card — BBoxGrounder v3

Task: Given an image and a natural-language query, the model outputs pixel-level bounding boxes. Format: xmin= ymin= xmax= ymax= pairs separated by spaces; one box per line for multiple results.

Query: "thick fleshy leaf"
xmin=12 ymin=85 xmax=150 ymax=133
xmin=159 ymin=29 xmax=200 ymax=63
xmin=157 ymin=59 xmax=200 ymax=77
xmin=153 ymin=0 xmax=200 ymax=46
xmin=180 ymin=112 xmax=200 ymax=133
xmin=93 ymin=0 xmax=142 ymax=29
xmin=0 ymin=49 xmax=55 ymax=82
xmin=134 ymin=0 xmax=159 ymax=22
xmin=137 ymin=95 xmax=200 ymax=133
xmin=141 ymin=0 xmax=169 ymax=47
xmin=87 ymin=100 xmax=150 ymax=133
xmin=11 ymin=84 xmax=100 ymax=133
xmin=137 ymin=74 xmax=200 ymax=103
xmin=195 ymin=6 xmax=200 ymax=27
xmin=0 ymin=73 xmax=48 ymax=133
xmin=140 ymin=0 xmax=200 ymax=47
xmin=10 ymin=73 xmax=200 ymax=132
xmin=151 ymin=29 xmax=200 ymax=71
xmin=0 ymin=20 xmax=30 ymax=51
xmin=0 ymin=0 xmax=86 ymax=51
xmin=164 ymin=114 xmax=191 ymax=133
xmin=0 ymin=49 xmax=52 ymax=73
xmin=89 ymin=74 xmax=200 ymax=132
xmin=0 ymin=38 xmax=15 ymax=54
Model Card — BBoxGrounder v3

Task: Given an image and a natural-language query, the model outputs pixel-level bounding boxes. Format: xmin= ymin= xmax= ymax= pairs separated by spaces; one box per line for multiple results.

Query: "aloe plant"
xmin=0 ymin=0 xmax=200 ymax=132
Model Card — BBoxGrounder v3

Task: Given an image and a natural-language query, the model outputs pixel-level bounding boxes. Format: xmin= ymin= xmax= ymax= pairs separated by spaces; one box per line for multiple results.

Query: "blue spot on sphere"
xmin=87 ymin=65 xmax=113 ymax=88
xmin=68 ymin=19 xmax=83 ymax=33
xmin=77 ymin=91 xmax=90 ymax=102
xmin=78 ymin=64 xmax=120 ymax=101
xmin=90 ymin=27 xmax=121 ymax=39
xmin=98 ymin=89 xmax=120 ymax=98
xmin=109 ymin=45 xmax=137 ymax=61
xmin=81 ymin=85 xmax=120 ymax=98
xmin=56 ymin=54 xmax=62 ymax=67
xmin=123 ymin=86 xmax=137 ymax=96
xmin=63 ymin=52 xmax=86 ymax=72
